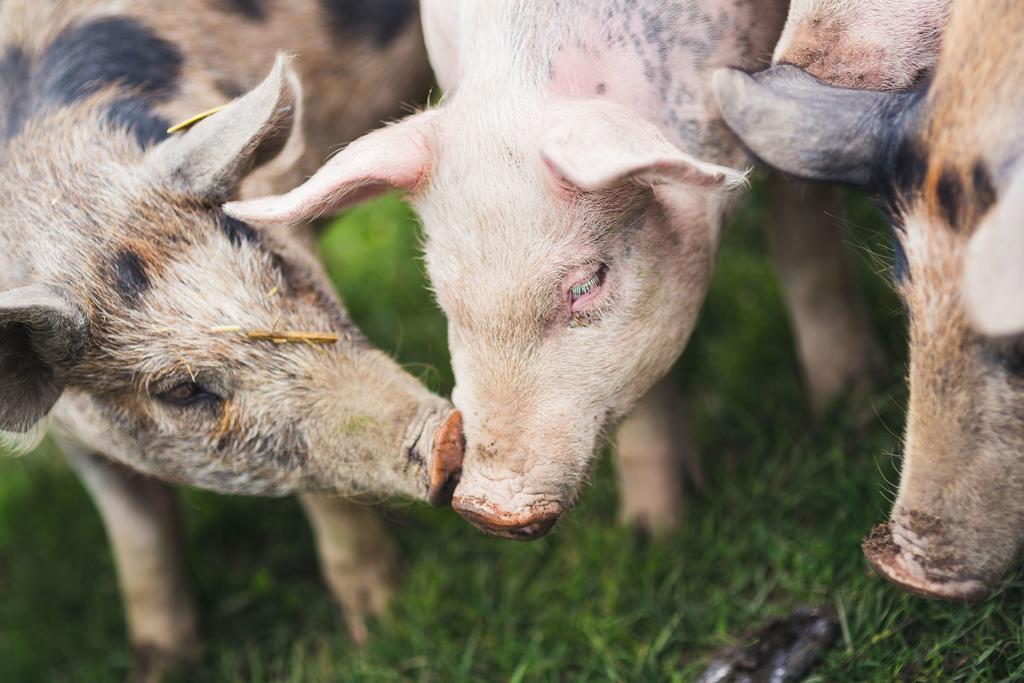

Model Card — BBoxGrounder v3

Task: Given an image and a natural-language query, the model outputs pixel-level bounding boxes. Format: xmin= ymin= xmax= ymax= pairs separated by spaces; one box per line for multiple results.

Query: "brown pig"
xmin=713 ymin=0 xmax=1024 ymax=601
xmin=0 ymin=1 xmax=462 ymax=675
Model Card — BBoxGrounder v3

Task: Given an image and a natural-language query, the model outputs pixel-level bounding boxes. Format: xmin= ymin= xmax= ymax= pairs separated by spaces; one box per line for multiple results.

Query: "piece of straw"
xmin=167 ymin=104 xmax=228 ymax=134
xmin=209 ymin=325 xmax=340 ymax=345
xmin=245 ymin=330 xmax=340 ymax=344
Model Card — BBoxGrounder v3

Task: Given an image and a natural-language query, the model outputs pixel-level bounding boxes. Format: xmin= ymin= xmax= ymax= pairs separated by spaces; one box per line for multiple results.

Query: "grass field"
xmin=3 ymin=184 xmax=1024 ymax=682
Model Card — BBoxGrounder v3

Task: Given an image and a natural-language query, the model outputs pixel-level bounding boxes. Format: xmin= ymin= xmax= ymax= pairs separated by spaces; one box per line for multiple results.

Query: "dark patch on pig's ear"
xmin=0 ymin=285 xmax=90 ymax=432
xmin=149 ymin=53 xmax=299 ymax=202
xmin=964 ymin=169 xmax=1024 ymax=338
xmin=711 ymin=65 xmax=923 ymax=188
xmin=540 ymin=99 xmax=747 ymax=194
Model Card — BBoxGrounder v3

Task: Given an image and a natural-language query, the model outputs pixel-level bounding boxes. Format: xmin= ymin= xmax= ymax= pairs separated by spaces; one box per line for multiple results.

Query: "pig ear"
xmin=711 ymin=65 xmax=921 ymax=187
xmin=223 ymin=111 xmax=438 ymax=226
xmin=540 ymin=100 xmax=746 ymax=193
xmin=963 ymin=171 xmax=1024 ymax=337
xmin=0 ymin=285 xmax=90 ymax=434
xmin=149 ymin=53 xmax=299 ymax=202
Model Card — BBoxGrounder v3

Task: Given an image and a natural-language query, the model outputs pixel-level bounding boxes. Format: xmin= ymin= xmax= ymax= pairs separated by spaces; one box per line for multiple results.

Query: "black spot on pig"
xmin=935 ymin=167 xmax=961 ymax=230
xmin=889 ymin=137 xmax=928 ymax=201
xmin=986 ymin=339 xmax=1024 ymax=379
xmin=0 ymin=47 xmax=31 ymax=139
xmin=1005 ymin=346 xmax=1024 ymax=378
xmin=971 ymin=160 xmax=997 ymax=221
xmin=216 ymin=0 xmax=267 ymax=21
xmin=321 ymin=0 xmax=412 ymax=46
xmin=219 ymin=215 xmax=261 ymax=247
xmin=110 ymin=249 xmax=151 ymax=304
xmin=38 ymin=18 xmax=183 ymax=106
xmin=105 ymin=98 xmax=171 ymax=148
xmin=1 ymin=17 xmax=183 ymax=141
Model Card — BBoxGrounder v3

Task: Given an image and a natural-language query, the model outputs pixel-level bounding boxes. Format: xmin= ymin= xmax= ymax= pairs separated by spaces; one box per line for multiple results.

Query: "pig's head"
xmin=773 ymin=0 xmax=952 ymax=89
xmin=0 ymin=57 xmax=463 ymax=502
xmin=713 ymin=0 xmax=1024 ymax=601
xmin=226 ymin=93 xmax=746 ymax=538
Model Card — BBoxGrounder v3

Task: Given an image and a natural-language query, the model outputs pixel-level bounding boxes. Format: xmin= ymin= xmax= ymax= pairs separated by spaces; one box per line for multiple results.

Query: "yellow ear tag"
xmin=166 ymin=104 xmax=228 ymax=134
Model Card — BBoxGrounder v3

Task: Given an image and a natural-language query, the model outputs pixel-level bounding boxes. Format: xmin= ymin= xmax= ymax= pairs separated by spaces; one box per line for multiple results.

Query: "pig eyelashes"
xmin=569 ymin=264 xmax=608 ymax=312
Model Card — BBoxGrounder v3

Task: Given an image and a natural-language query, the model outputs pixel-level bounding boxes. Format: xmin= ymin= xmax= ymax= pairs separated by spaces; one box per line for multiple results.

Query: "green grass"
xmin=4 ymin=184 xmax=1024 ymax=682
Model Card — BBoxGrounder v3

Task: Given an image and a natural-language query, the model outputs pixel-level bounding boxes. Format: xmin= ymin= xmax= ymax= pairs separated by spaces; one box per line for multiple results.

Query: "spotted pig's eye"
xmin=157 ymin=382 xmax=223 ymax=408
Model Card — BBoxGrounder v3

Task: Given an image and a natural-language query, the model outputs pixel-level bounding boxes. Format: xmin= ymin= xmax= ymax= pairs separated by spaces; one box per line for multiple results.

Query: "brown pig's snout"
xmin=452 ymin=495 xmax=564 ymax=541
xmin=862 ymin=522 xmax=993 ymax=603
xmin=427 ymin=410 xmax=465 ymax=506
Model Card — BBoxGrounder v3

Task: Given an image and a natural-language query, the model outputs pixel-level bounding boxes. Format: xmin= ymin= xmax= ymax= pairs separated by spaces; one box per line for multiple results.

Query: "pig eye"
xmin=569 ymin=264 xmax=607 ymax=311
xmin=157 ymin=382 xmax=223 ymax=408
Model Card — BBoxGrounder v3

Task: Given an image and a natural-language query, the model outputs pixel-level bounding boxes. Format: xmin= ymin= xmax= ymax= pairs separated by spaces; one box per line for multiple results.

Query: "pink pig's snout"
xmin=452 ymin=495 xmax=564 ymax=541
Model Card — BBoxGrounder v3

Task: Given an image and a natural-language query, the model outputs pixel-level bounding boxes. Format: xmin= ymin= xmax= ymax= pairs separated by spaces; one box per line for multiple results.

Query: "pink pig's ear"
xmin=224 ymin=110 xmax=439 ymax=226
xmin=540 ymin=100 xmax=747 ymax=194
xmin=963 ymin=169 xmax=1024 ymax=337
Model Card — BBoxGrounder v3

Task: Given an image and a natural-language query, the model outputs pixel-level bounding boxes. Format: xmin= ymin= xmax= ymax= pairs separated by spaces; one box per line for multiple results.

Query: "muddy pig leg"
xmin=299 ymin=494 xmax=399 ymax=645
xmin=764 ymin=179 xmax=882 ymax=411
xmin=62 ymin=444 xmax=198 ymax=683
xmin=614 ymin=378 xmax=702 ymax=536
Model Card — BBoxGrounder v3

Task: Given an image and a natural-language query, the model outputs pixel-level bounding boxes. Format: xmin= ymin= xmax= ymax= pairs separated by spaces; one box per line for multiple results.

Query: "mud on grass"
xmin=4 ymin=189 xmax=1024 ymax=681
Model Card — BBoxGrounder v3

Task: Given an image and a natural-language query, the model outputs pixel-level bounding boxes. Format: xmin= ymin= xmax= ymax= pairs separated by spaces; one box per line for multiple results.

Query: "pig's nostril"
xmin=428 ymin=410 xmax=465 ymax=506
xmin=862 ymin=523 xmax=992 ymax=603
xmin=451 ymin=495 xmax=563 ymax=541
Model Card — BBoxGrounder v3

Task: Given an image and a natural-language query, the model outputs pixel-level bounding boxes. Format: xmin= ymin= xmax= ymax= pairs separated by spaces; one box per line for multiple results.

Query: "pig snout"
xmin=427 ymin=410 xmax=465 ymax=506
xmin=452 ymin=495 xmax=564 ymax=541
xmin=448 ymin=441 xmax=571 ymax=540
xmin=862 ymin=518 xmax=992 ymax=603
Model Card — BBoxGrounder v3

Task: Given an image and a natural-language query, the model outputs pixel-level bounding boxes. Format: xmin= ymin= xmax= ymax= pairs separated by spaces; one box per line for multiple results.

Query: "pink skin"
xmin=226 ymin=0 xmax=787 ymax=538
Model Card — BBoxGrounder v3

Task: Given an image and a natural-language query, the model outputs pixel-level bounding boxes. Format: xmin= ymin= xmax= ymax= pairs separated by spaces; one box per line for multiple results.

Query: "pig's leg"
xmin=764 ymin=179 xmax=882 ymax=411
xmin=63 ymin=447 xmax=198 ymax=682
xmin=299 ymin=494 xmax=399 ymax=645
xmin=614 ymin=378 xmax=701 ymax=536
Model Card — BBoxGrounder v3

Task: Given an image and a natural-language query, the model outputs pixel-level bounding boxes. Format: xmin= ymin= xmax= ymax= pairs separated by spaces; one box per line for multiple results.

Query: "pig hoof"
xmin=862 ymin=523 xmax=991 ymax=602
xmin=452 ymin=496 xmax=562 ymax=541
xmin=428 ymin=410 xmax=465 ymax=506
xmin=325 ymin=556 xmax=398 ymax=646
xmin=619 ymin=501 xmax=682 ymax=537
xmin=129 ymin=643 xmax=197 ymax=683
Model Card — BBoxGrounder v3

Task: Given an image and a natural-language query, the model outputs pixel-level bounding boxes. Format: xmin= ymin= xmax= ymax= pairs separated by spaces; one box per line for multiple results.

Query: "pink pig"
xmin=228 ymin=0 xmax=882 ymax=539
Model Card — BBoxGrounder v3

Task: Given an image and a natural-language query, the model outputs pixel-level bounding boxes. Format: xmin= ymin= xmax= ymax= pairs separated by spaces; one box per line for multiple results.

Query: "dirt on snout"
xmin=696 ymin=605 xmax=840 ymax=683
xmin=862 ymin=522 xmax=900 ymax=563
